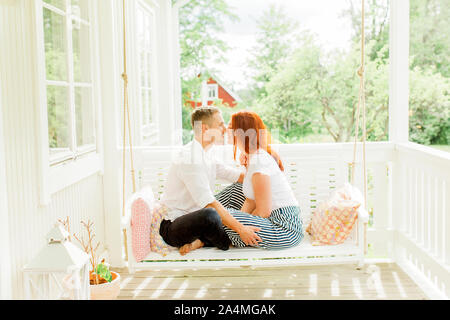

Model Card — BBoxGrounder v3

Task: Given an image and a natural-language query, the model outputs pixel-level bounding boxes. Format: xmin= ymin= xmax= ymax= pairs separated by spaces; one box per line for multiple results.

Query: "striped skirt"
xmin=215 ymin=183 xmax=304 ymax=250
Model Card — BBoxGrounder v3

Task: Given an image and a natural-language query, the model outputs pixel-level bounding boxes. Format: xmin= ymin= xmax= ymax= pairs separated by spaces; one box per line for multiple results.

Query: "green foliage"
xmin=47 ymin=86 xmax=69 ymax=149
xmin=255 ymin=38 xmax=389 ymax=143
xmin=95 ymin=262 xmax=112 ymax=283
xmin=178 ymin=0 xmax=238 ymax=140
xmin=248 ymin=0 xmax=448 ymax=145
xmin=215 ymin=101 xmax=246 ymax=125
xmin=409 ymin=67 xmax=450 ymax=145
xmin=253 ymin=35 xmax=322 ymax=140
xmin=341 ymin=0 xmax=390 ymax=61
xmin=246 ymin=4 xmax=299 ymax=100
xmin=182 ymin=104 xmax=194 ymax=145
xmin=43 ymin=6 xmax=89 ymax=151
xmin=178 ymin=0 xmax=449 ymax=147
xmin=234 ymin=1 xmax=392 ymax=143
xmin=179 ymin=0 xmax=237 ymax=77
xmin=408 ymin=0 xmax=450 ymax=145
xmin=410 ymin=0 xmax=450 ymax=77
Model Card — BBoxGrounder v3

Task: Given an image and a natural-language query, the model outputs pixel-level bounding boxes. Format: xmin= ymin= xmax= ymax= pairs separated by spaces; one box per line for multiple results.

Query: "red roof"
xmin=185 ymin=74 xmax=241 ymax=109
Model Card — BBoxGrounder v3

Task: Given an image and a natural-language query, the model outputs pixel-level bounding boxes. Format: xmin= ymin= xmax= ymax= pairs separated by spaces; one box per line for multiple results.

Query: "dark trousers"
xmin=159 ymin=208 xmax=231 ymax=250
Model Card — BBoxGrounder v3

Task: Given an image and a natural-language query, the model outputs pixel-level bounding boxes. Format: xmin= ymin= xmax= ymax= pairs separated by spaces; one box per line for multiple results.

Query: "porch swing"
xmin=122 ymin=0 xmax=370 ymax=272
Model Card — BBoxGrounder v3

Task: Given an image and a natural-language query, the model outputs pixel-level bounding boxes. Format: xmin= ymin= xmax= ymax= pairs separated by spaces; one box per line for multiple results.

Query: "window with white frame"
xmin=136 ymin=0 xmax=158 ymax=145
xmin=207 ymin=84 xmax=218 ymax=100
xmin=42 ymin=0 xmax=96 ymax=164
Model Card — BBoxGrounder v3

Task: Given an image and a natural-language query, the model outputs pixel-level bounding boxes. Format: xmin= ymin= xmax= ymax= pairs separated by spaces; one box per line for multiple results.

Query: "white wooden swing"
xmin=122 ymin=0 xmax=370 ymax=273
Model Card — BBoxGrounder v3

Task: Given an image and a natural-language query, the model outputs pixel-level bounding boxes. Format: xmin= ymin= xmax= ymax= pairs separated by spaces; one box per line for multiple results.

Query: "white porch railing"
xmin=120 ymin=141 xmax=449 ymax=299
xmin=131 ymin=142 xmax=393 ymax=234
xmin=392 ymin=143 xmax=450 ymax=299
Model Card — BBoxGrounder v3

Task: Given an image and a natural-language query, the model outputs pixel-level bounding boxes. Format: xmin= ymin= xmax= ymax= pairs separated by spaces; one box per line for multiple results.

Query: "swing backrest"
xmin=135 ymin=145 xmax=347 ymax=225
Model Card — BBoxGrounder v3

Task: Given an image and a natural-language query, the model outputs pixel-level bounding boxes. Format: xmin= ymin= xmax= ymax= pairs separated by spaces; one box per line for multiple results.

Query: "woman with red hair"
xmin=218 ymin=111 xmax=303 ymax=249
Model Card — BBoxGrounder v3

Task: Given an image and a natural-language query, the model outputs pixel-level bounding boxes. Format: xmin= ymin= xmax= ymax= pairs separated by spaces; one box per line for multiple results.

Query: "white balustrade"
xmin=393 ymin=143 xmax=450 ymax=299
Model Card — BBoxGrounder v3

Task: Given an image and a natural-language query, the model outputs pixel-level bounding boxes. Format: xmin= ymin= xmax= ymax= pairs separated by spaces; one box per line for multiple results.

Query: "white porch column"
xmin=389 ymin=0 xmax=410 ymax=143
xmin=97 ymin=0 xmax=125 ymax=268
xmin=389 ymin=0 xmax=410 ymax=266
xmin=0 ymin=86 xmax=12 ymax=300
xmin=157 ymin=0 xmax=182 ymax=146
xmin=171 ymin=1 xmax=186 ymax=145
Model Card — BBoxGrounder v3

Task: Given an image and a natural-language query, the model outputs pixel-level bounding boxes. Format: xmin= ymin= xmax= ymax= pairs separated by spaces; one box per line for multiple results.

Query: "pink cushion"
xmin=131 ymin=197 xmax=153 ymax=262
xmin=130 ymin=187 xmax=174 ymax=262
xmin=149 ymin=203 xmax=174 ymax=256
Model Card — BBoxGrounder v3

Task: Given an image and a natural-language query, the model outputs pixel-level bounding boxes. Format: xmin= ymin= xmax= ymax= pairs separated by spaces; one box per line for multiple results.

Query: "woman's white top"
xmin=242 ymin=149 xmax=298 ymax=210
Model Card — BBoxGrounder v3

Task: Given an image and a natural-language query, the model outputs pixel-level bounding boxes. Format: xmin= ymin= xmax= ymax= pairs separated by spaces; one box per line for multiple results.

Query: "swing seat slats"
xmin=138 ymin=232 xmax=363 ymax=268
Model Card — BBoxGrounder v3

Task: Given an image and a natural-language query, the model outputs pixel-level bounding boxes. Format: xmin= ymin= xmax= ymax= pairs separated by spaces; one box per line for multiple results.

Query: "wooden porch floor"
xmin=113 ymin=263 xmax=428 ymax=300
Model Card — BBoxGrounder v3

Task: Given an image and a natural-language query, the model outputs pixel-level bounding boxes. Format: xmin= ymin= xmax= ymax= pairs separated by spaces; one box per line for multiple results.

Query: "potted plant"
xmin=59 ymin=217 xmax=121 ymax=300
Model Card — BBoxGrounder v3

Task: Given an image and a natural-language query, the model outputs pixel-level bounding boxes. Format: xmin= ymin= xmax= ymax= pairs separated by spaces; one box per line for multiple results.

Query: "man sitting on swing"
xmin=159 ymin=106 xmax=262 ymax=255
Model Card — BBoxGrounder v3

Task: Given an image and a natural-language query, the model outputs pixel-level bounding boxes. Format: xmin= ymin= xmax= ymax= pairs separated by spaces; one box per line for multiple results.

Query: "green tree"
xmin=178 ymin=0 xmax=237 ymax=101
xmin=410 ymin=0 xmax=450 ymax=77
xmin=409 ymin=0 xmax=450 ymax=146
xmin=178 ymin=0 xmax=238 ymax=143
xmin=316 ymin=43 xmax=389 ymax=142
xmin=247 ymin=4 xmax=299 ymax=102
xmin=341 ymin=0 xmax=390 ymax=60
xmin=343 ymin=0 xmax=450 ymax=146
xmin=409 ymin=67 xmax=450 ymax=145
xmin=254 ymin=34 xmax=323 ymax=142
xmin=43 ymin=8 xmax=70 ymax=149
xmin=258 ymin=38 xmax=390 ymax=143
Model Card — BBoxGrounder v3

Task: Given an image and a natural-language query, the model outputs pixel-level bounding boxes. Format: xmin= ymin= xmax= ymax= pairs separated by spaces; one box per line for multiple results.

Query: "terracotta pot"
xmin=89 ymin=271 xmax=121 ymax=300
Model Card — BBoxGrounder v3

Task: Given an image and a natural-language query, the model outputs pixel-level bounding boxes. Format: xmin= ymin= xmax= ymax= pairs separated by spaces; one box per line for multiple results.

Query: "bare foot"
xmin=179 ymin=239 xmax=204 ymax=256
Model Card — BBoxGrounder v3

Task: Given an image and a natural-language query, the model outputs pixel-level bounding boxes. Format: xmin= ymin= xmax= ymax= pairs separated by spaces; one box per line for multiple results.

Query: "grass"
xmin=431 ymin=145 xmax=450 ymax=153
xmin=274 ymin=133 xmax=450 ymax=153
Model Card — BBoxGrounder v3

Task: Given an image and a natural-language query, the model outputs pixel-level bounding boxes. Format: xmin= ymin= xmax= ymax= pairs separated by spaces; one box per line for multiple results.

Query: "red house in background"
xmin=185 ymin=74 xmax=242 ymax=109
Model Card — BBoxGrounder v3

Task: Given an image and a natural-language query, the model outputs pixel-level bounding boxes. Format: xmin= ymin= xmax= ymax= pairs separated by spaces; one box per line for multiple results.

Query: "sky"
xmin=211 ymin=0 xmax=354 ymax=91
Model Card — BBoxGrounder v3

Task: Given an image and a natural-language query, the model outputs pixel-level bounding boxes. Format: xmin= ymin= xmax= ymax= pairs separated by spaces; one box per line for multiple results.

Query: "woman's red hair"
xmin=230 ymin=111 xmax=284 ymax=171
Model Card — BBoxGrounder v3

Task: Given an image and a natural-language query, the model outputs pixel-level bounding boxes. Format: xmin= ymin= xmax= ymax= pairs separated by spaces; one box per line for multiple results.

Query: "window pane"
xmin=138 ymin=13 xmax=152 ymax=89
xmin=47 ymin=85 xmax=71 ymax=155
xmin=146 ymin=52 xmax=152 ymax=87
xmin=75 ymin=87 xmax=96 ymax=148
xmin=409 ymin=0 xmax=450 ymax=150
xmin=71 ymin=0 xmax=89 ymax=21
xmin=141 ymin=89 xmax=152 ymax=126
xmin=44 ymin=0 xmax=66 ymax=11
xmin=147 ymin=89 xmax=152 ymax=124
xmin=43 ymin=8 xmax=67 ymax=81
xmin=140 ymin=52 xmax=148 ymax=85
xmin=72 ymin=20 xmax=91 ymax=83
xmin=141 ymin=89 xmax=147 ymax=126
xmin=208 ymin=85 xmax=217 ymax=99
xmin=137 ymin=4 xmax=155 ymax=139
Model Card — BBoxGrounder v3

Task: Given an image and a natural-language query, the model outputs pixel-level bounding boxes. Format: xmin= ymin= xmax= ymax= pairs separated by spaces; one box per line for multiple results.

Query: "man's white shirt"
xmin=160 ymin=139 xmax=242 ymax=221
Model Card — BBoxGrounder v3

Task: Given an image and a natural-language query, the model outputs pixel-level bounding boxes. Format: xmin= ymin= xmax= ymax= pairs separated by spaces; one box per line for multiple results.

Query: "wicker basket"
xmin=89 ymin=271 xmax=121 ymax=300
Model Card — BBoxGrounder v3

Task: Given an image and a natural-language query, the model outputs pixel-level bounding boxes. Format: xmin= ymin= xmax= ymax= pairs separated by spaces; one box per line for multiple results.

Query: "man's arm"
xmin=206 ymin=200 xmax=262 ymax=246
xmin=177 ymin=163 xmax=218 ymax=209
xmin=216 ymin=162 xmax=244 ymax=184
xmin=177 ymin=164 xmax=261 ymax=246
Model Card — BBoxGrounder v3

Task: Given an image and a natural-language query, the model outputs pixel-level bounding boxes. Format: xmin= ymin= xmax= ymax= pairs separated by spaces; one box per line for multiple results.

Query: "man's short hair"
xmin=191 ymin=106 xmax=220 ymax=128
